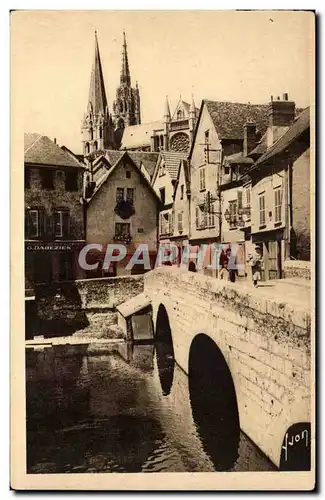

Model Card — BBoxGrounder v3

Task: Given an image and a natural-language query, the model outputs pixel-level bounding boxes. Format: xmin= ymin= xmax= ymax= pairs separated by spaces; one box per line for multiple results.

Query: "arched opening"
xmin=188 ymin=334 xmax=240 ymax=470
xmin=90 ymin=128 xmax=93 ymax=140
xmin=99 ymin=126 xmax=103 ymax=139
xmin=93 ymin=141 xmax=98 ymax=152
xmin=154 ymin=304 xmax=175 ymax=396
xmin=160 ymin=135 xmax=164 ymax=149
xmin=177 ymin=109 xmax=183 ymax=120
xmin=85 ymin=142 xmax=90 ymax=154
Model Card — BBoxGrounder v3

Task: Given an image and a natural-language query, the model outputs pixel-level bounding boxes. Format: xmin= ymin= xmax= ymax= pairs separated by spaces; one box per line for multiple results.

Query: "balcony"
xmin=170 ymin=119 xmax=189 ymax=131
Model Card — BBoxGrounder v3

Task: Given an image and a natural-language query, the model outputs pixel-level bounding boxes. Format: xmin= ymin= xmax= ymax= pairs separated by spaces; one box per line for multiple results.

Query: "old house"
xmin=188 ymin=99 xmax=269 ymax=273
xmin=24 ymin=133 xmax=86 ymax=291
xmin=151 ymin=151 xmax=188 ymax=245
xmin=84 ymin=150 xmax=161 ymax=276
xmin=170 ymin=159 xmax=191 ymax=264
xmin=242 ymin=102 xmax=310 ymax=279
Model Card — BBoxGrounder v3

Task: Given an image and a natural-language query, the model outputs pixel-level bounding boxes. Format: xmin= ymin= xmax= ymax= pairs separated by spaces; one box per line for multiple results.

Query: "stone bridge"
xmin=143 ymin=266 xmax=311 ymax=470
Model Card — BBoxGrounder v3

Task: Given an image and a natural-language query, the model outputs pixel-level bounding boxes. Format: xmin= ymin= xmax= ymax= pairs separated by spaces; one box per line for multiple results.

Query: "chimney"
xmin=267 ymin=93 xmax=295 ymax=146
xmin=243 ymin=122 xmax=258 ymax=156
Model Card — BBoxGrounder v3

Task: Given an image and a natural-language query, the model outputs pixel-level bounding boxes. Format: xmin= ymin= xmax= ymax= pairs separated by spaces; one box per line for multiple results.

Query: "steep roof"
xmin=88 ymin=151 xmax=161 ymax=203
xmin=129 ymin=152 xmax=159 ymax=178
xmin=205 ymin=100 xmax=269 ymax=140
xmin=254 ymin=107 xmax=310 ymax=167
xmin=120 ymin=121 xmax=163 ymax=149
xmin=160 ymin=151 xmax=188 ymax=180
xmin=224 ymin=152 xmax=254 ymax=165
xmin=174 ymin=159 xmax=191 ymax=197
xmin=88 ymin=32 xmax=108 ymax=115
xmin=24 ymin=133 xmax=84 ymax=168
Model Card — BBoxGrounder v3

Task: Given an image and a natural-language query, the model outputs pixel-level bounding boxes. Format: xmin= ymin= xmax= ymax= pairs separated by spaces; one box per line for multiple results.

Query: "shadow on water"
xmin=154 ymin=305 xmax=175 ymax=396
xmin=188 ymin=334 xmax=240 ymax=471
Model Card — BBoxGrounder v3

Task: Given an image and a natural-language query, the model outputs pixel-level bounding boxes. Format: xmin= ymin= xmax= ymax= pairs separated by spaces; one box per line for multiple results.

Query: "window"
xmin=199 ymin=167 xmax=206 ymax=191
xmin=205 ymin=130 xmax=209 ymax=143
xmin=137 ymin=227 xmax=144 ymax=233
xmin=201 ymin=211 xmax=207 ymax=228
xmin=115 ymin=222 xmax=131 ymax=239
xmin=245 ymin=187 xmax=251 ymax=207
xmin=159 ymin=187 xmax=165 ymax=204
xmin=208 ymin=203 xmax=215 ymax=227
xmin=99 ymin=126 xmax=103 ymax=139
xmin=224 ymin=166 xmax=230 ymax=175
xmin=126 ymin=188 xmax=134 ymax=203
xmin=53 ymin=210 xmax=69 ymax=238
xmin=274 ymin=188 xmax=282 ymax=223
xmin=177 ymin=212 xmax=183 ymax=232
xmin=259 ymin=194 xmax=266 ymax=226
xmin=180 ymin=184 xmax=184 ymax=200
xmin=29 ymin=210 xmax=39 ymax=238
xmin=65 ymin=170 xmax=78 ymax=192
xmin=126 ymin=171 xmax=131 ymax=179
xmin=195 ymin=207 xmax=200 ymax=228
xmin=116 ymin=187 xmax=124 ymax=203
xmin=54 ymin=211 xmax=63 ymax=237
xmin=25 ymin=168 xmax=31 ymax=189
xmin=40 ymin=169 xmax=54 ymax=190
xmin=177 ymin=110 xmax=184 ymax=120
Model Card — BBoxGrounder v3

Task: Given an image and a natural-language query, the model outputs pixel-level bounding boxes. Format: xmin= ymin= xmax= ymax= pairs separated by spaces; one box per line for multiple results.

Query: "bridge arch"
xmin=188 ymin=333 xmax=240 ymax=470
xmin=154 ymin=304 xmax=175 ymax=396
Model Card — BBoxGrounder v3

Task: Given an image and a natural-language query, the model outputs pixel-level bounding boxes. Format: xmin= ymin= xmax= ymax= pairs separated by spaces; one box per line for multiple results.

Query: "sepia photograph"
xmin=10 ymin=9 xmax=315 ymax=490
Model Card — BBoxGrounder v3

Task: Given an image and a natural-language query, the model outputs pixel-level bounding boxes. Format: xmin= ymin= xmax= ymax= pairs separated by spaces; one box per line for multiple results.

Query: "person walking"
xmin=219 ymin=247 xmax=230 ymax=281
xmin=247 ymin=245 xmax=262 ymax=287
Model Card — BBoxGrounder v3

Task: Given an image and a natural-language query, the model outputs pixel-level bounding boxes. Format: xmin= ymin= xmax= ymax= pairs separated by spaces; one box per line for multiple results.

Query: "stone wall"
xmin=284 ymin=260 xmax=311 ymax=280
xmin=27 ymin=275 xmax=144 ymax=337
xmin=144 ymin=267 xmax=311 ymax=468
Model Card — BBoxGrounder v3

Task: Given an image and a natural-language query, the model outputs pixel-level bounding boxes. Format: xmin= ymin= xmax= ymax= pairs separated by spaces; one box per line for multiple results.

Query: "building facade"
xmin=121 ymin=97 xmax=199 ymax=154
xmin=84 ymin=151 xmax=160 ymax=276
xmin=24 ymin=133 xmax=86 ymax=292
xmin=151 ymin=151 xmax=187 ymax=245
xmin=242 ymin=104 xmax=310 ymax=279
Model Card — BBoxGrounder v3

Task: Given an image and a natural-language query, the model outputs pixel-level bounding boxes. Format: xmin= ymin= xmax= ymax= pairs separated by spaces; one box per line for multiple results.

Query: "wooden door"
xmin=267 ymin=241 xmax=278 ymax=280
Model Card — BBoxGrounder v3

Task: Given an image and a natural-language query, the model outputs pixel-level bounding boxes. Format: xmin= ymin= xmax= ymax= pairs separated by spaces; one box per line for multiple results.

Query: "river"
xmin=26 ymin=341 xmax=276 ymax=473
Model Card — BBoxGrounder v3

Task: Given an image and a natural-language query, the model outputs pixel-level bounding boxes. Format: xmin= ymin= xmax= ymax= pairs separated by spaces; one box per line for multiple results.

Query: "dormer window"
xmin=177 ymin=110 xmax=184 ymax=120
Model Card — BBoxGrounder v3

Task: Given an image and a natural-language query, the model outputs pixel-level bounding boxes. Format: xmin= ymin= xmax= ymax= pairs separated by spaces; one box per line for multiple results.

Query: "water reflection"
xmin=155 ymin=305 xmax=175 ymax=396
xmin=26 ymin=342 xmax=275 ymax=473
xmin=188 ymin=334 xmax=240 ymax=471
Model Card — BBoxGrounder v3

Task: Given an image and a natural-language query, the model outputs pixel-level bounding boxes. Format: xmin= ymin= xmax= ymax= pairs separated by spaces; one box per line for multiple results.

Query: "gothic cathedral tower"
xmin=113 ymin=32 xmax=141 ymax=139
xmin=81 ymin=31 xmax=115 ymax=155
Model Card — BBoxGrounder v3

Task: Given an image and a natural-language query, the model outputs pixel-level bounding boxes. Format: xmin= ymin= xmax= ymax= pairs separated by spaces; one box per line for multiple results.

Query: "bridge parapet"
xmin=144 ymin=267 xmax=312 ymax=468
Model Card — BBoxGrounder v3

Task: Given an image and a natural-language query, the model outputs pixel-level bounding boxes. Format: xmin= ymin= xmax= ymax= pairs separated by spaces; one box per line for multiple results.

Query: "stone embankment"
xmin=26 ymin=275 xmax=144 ymax=340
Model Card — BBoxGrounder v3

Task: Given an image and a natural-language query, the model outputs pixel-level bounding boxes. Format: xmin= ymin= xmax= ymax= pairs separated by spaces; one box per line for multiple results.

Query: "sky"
xmin=12 ymin=10 xmax=314 ymax=154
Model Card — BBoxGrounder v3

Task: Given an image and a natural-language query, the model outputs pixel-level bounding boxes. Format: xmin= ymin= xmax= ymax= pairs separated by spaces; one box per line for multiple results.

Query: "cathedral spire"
xmin=88 ymin=31 xmax=108 ymax=115
xmin=121 ymin=31 xmax=131 ymax=86
xmin=164 ymin=95 xmax=171 ymax=121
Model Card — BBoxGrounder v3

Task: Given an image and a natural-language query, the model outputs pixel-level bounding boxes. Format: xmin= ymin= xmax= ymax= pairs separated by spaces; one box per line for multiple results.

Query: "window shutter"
xmin=39 ymin=209 xmax=45 ymax=239
xmin=25 ymin=210 xmax=30 ymax=239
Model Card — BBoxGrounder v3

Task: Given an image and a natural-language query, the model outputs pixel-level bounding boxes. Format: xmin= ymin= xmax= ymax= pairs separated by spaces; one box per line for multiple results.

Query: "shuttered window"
xmin=259 ymin=194 xmax=266 ymax=226
xmin=177 ymin=212 xmax=183 ymax=232
xmin=274 ymin=188 xmax=282 ymax=223
xmin=199 ymin=167 xmax=206 ymax=191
